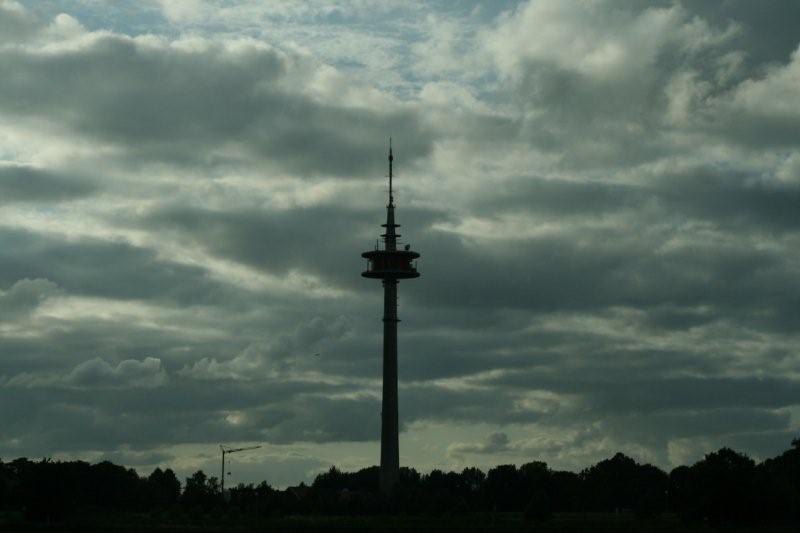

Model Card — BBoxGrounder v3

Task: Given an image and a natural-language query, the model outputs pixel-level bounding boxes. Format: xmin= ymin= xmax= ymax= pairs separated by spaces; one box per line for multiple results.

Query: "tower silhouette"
xmin=362 ymin=140 xmax=420 ymax=493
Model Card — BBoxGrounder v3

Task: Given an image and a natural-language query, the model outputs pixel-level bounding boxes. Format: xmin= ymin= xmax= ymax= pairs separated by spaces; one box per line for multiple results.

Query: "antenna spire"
xmin=388 ymin=138 xmax=394 ymax=206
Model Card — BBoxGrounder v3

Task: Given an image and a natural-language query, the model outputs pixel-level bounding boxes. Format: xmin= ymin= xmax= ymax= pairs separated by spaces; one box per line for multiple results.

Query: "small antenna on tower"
xmin=388 ymin=138 xmax=394 ymax=206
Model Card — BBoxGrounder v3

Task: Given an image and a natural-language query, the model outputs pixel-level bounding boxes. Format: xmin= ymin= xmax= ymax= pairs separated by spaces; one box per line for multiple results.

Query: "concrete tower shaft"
xmin=361 ymin=141 xmax=419 ymax=493
xmin=380 ymin=278 xmax=399 ymax=490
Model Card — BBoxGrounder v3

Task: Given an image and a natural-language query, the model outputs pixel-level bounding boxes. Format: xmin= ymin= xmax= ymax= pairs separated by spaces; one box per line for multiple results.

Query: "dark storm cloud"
xmin=0 ymin=375 xmax=356 ymax=453
xmin=401 ymin=334 xmax=533 ymax=382
xmin=470 ymin=176 xmax=644 ymax=217
xmin=514 ymin=61 xmax=676 ymax=167
xmin=485 ymin=371 xmax=800 ymax=430
xmin=144 ymin=204 xmax=373 ymax=278
xmin=702 ymin=94 xmax=800 ymax=150
xmin=681 ymin=0 xmax=800 ymax=69
xmin=406 ymin=229 xmax=632 ymax=311
xmin=0 ymin=369 xmax=547 ymax=453
xmin=432 ymin=168 xmax=800 ymax=332
xmin=449 ymin=432 xmax=511 ymax=457
xmin=724 ymin=430 xmax=800 ymax=460
xmin=139 ymin=203 xmax=449 ymax=292
xmin=604 ymin=408 xmax=792 ymax=446
xmin=402 ymin=384 xmax=544 ymax=426
xmin=0 ymin=313 xmax=227 ymax=376
xmin=126 ymin=161 xmax=797 ymax=403
xmin=0 ymin=278 xmax=59 ymax=319
xmin=652 ymin=168 xmax=800 ymax=232
xmin=246 ymin=394 xmax=382 ymax=444
xmin=472 ymin=369 xmax=799 ymax=463
xmin=101 ymin=449 xmax=174 ymax=468
xmin=594 ymin=378 xmax=800 ymax=415
xmin=586 ymin=0 xmax=799 ymax=74
xmin=0 ymin=227 xmax=241 ymax=306
xmin=408 ymin=223 xmax=798 ymax=326
xmin=0 ymin=31 xmax=433 ymax=176
xmin=0 ymin=166 xmax=98 ymax=203
xmin=134 ymin=192 xmax=800 ymax=337
xmin=470 ymin=167 xmax=800 ymax=232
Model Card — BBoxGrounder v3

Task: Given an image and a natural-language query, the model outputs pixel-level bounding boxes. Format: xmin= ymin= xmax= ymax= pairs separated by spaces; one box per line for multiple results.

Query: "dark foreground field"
xmin=2 ymin=511 xmax=799 ymax=533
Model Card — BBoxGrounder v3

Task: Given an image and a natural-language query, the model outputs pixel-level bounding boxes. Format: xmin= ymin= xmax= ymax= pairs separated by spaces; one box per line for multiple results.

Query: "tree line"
xmin=1 ymin=440 xmax=798 ymax=525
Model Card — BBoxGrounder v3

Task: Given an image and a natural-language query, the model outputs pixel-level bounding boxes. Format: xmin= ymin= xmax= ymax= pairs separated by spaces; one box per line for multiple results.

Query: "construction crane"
xmin=220 ymin=444 xmax=261 ymax=493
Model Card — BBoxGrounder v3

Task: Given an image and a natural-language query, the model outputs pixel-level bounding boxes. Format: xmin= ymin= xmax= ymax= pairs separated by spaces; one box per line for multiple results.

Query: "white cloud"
xmin=67 ymin=356 xmax=168 ymax=388
xmin=157 ymin=0 xmax=208 ymax=23
xmin=4 ymin=356 xmax=168 ymax=389
xmin=727 ymin=45 xmax=800 ymax=120
xmin=484 ymin=1 xmax=706 ymax=80
xmin=179 ymin=316 xmax=352 ymax=380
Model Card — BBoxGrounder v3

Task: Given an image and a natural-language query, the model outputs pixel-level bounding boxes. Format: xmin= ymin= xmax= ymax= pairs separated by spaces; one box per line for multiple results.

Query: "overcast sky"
xmin=2 ymin=0 xmax=800 ymax=487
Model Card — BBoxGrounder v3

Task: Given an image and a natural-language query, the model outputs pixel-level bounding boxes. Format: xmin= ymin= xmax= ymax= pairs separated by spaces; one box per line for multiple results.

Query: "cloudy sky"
xmin=2 ymin=0 xmax=800 ymax=487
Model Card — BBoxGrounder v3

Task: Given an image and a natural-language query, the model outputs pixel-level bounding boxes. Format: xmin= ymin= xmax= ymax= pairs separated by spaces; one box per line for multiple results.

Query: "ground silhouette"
xmin=1 ymin=439 xmax=799 ymax=529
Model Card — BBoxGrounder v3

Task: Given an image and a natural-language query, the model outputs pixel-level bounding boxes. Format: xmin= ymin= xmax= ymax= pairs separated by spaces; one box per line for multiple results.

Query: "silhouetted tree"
xmin=16 ymin=458 xmax=84 ymax=521
xmin=581 ymin=452 xmax=667 ymax=515
xmin=2 ymin=439 xmax=800 ymax=523
xmin=549 ymin=470 xmax=582 ymax=512
xmin=0 ymin=459 xmax=9 ymax=510
xmin=182 ymin=470 xmax=221 ymax=511
xmin=524 ymin=489 xmax=552 ymax=523
xmin=484 ymin=464 xmax=522 ymax=511
xmin=460 ymin=467 xmax=485 ymax=493
xmin=581 ymin=452 xmax=637 ymax=512
xmin=89 ymin=460 xmax=143 ymax=510
xmin=752 ymin=439 xmax=800 ymax=523
xmin=671 ymin=447 xmax=757 ymax=524
xmin=147 ymin=467 xmax=180 ymax=508
xmin=313 ymin=466 xmax=346 ymax=491
xmin=519 ymin=461 xmax=550 ymax=503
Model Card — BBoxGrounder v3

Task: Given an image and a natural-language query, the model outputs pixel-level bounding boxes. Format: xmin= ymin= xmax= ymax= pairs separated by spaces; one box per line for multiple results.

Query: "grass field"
xmin=2 ymin=511 xmax=798 ymax=533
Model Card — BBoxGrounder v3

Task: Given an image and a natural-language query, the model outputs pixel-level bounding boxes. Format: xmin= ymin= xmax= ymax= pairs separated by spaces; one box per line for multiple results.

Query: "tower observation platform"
xmin=361 ymin=140 xmax=419 ymax=493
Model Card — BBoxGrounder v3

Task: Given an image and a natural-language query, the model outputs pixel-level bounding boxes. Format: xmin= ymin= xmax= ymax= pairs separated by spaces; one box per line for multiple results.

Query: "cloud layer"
xmin=1 ymin=0 xmax=799 ymax=485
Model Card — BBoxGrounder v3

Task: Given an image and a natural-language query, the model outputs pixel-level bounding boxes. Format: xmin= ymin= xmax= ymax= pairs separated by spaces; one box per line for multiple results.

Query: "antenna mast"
xmin=388 ymin=137 xmax=394 ymax=206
